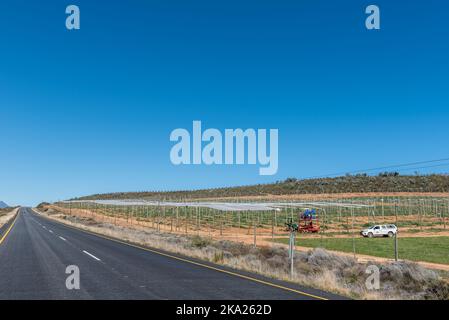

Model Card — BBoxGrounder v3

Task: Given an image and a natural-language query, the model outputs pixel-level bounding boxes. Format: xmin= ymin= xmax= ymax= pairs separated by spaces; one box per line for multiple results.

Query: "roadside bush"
xmin=425 ymin=280 xmax=449 ymax=300
xmin=213 ymin=252 xmax=224 ymax=264
xmin=190 ymin=235 xmax=211 ymax=249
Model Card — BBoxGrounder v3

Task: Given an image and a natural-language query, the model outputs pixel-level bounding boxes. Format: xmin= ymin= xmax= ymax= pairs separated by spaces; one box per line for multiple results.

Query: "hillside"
xmin=0 ymin=201 xmax=8 ymax=209
xmin=75 ymin=174 xmax=449 ymax=201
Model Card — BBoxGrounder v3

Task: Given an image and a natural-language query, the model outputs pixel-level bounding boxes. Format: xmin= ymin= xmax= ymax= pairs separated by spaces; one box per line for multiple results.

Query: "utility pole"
xmin=351 ymin=207 xmax=356 ymax=259
xmin=287 ymin=223 xmax=297 ymax=279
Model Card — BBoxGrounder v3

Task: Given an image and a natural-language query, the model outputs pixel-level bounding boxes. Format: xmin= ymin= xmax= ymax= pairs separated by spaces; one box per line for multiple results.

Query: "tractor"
xmin=286 ymin=209 xmax=320 ymax=233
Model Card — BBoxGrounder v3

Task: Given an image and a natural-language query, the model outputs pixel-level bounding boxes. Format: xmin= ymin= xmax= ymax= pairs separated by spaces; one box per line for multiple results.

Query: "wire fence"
xmin=52 ymin=196 xmax=449 ymax=265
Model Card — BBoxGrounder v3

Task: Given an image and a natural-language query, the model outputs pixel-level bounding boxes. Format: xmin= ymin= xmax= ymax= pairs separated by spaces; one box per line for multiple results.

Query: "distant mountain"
xmin=0 ymin=201 xmax=8 ymax=208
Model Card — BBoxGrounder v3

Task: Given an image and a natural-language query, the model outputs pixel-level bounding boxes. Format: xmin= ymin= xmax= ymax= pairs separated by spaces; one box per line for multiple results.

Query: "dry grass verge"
xmin=0 ymin=207 xmax=18 ymax=228
xmin=35 ymin=206 xmax=449 ymax=300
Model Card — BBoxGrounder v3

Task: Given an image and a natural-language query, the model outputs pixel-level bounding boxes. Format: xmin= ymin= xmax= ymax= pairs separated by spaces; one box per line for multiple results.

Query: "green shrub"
xmin=191 ymin=235 xmax=211 ymax=249
xmin=213 ymin=251 xmax=224 ymax=263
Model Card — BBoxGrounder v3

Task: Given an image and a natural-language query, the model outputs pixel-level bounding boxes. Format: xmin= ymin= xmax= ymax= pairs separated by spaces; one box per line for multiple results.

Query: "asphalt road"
xmin=0 ymin=207 xmax=342 ymax=300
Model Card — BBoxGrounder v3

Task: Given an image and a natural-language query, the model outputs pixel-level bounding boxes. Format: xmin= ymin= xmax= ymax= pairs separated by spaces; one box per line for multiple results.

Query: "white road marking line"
xmin=42 ymin=226 xmax=46 ymax=229
xmin=83 ymin=250 xmax=101 ymax=261
xmin=49 ymin=230 xmax=54 ymax=234
xmin=59 ymin=236 xmax=67 ymax=241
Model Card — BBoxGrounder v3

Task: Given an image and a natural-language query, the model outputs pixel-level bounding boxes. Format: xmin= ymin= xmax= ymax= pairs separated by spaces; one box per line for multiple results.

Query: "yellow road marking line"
xmin=31 ymin=209 xmax=329 ymax=300
xmin=0 ymin=212 xmax=20 ymax=245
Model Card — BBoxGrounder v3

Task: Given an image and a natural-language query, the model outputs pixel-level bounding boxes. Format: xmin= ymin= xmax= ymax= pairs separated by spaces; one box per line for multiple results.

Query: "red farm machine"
xmin=286 ymin=209 xmax=320 ymax=233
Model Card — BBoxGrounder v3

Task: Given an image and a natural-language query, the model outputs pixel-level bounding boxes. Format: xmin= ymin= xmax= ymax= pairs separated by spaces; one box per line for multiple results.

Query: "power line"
xmin=306 ymin=157 xmax=449 ymax=179
xmin=390 ymin=162 xmax=449 ymax=173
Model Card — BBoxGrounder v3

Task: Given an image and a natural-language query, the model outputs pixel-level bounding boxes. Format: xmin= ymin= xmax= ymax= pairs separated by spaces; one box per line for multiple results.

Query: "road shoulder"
xmin=0 ymin=208 xmax=19 ymax=244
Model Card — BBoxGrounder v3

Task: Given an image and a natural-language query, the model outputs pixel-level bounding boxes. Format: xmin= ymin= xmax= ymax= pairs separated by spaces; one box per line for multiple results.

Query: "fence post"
xmin=185 ymin=206 xmax=189 ymax=234
xmin=394 ymin=232 xmax=399 ymax=261
xmin=381 ymin=198 xmax=384 ymax=222
xmin=171 ymin=208 xmax=174 ymax=232
xmin=253 ymin=212 xmax=257 ymax=247
xmin=218 ymin=211 xmax=221 ymax=236
xmin=394 ymin=200 xmax=398 ymax=226
xmin=445 ymin=198 xmax=448 ymax=229
xmin=238 ymin=211 xmax=241 ymax=232
xmin=197 ymin=206 xmax=200 ymax=234
xmin=127 ymin=206 xmax=129 ymax=224
xmin=157 ymin=207 xmax=160 ymax=233
xmin=162 ymin=204 xmax=166 ymax=231
xmin=274 ymin=209 xmax=277 ymax=229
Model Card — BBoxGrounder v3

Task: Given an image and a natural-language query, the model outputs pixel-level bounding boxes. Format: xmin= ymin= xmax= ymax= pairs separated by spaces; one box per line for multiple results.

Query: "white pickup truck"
xmin=360 ymin=224 xmax=397 ymax=238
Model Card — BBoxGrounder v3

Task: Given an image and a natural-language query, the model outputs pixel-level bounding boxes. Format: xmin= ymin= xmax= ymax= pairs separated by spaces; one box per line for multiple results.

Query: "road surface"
xmin=0 ymin=207 xmax=341 ymax=300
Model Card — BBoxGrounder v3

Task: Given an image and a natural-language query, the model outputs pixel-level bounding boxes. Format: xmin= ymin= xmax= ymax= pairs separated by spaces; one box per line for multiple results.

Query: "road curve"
xmin=0 ymin=207 xmax=342 ymax=300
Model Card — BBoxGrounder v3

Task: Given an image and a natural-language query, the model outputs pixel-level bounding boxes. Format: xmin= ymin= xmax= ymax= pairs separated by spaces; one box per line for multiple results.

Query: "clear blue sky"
xmin=1 ymin=0 xmax=448 ymax=206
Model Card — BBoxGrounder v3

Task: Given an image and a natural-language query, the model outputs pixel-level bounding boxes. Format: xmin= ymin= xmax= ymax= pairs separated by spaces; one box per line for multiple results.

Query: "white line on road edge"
xmin=59 ymin=236 xmax=67 ymax=241
xmin=49 ymin=230 xmax=54 ymax=234
xmin=83 ymin=250 xmax=101 ymax=261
